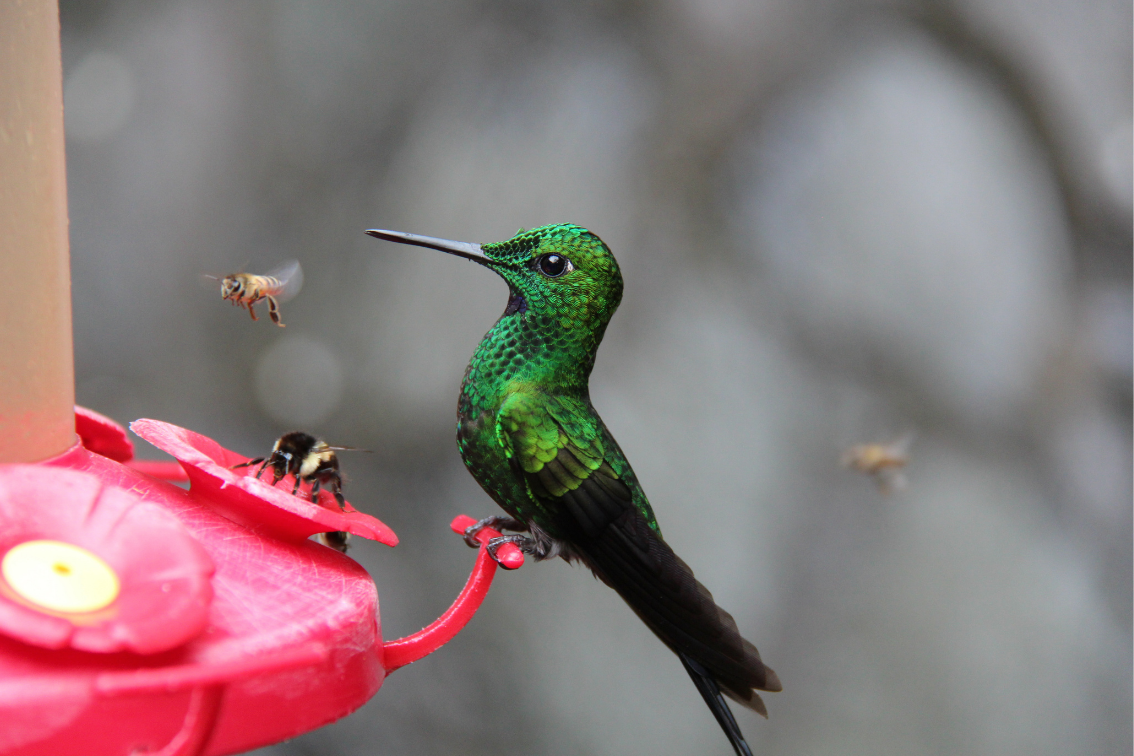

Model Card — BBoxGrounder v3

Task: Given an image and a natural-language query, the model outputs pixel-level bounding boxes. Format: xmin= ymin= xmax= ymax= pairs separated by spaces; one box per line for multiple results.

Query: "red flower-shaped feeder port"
xmin=0 ymin=466 xmax=213 ymax=654
xmin=0 ymin=409 xmax=523 ymax=756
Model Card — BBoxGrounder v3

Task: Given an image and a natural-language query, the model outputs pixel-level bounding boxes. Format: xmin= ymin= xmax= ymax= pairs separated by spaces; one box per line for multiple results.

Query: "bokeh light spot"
xmin=254 ymin=335 xmax=344 ymax=426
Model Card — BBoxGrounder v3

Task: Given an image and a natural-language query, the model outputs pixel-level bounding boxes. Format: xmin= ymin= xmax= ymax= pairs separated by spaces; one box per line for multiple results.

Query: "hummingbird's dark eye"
xmin=537 ymin=253 xmax=572 ymax=278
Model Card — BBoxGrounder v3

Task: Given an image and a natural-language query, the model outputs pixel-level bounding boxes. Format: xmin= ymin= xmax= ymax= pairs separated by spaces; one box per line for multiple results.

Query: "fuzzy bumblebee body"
xmin=239 ymin=431 xmax=347 ymax=506
xmin=234 ymin=431 xmax=360 ymax=552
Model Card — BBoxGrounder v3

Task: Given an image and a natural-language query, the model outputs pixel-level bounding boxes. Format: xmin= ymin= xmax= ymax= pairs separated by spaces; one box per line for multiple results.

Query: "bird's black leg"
xmin=463 ymin=515 xmax=527 ymax=549
xmin=485 ymin=534 xmax=536 ymax=564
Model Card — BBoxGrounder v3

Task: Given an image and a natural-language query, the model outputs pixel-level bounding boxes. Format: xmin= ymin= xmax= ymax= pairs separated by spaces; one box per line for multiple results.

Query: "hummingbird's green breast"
xmin=452 ymin=224 xmax=642 ymax=537
xmin=455 ymin=295 xmax=653 ymax=538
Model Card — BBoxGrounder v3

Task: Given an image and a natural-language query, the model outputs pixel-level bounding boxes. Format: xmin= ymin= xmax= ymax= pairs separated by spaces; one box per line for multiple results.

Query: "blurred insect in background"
xmin=841 ymin=432 xmax=915 ymax=494
xmin=233 ymin=431 xmax=369 ymax=552
xmin=203 ymin=260 xmax=303 ymax=326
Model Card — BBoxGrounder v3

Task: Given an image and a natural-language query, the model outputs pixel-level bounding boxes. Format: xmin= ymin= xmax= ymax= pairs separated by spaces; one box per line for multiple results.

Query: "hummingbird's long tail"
xmin=565 ymin=504 xmax=780 ymax=751
xmin=681 ymin=653 xmax=754 ymax=756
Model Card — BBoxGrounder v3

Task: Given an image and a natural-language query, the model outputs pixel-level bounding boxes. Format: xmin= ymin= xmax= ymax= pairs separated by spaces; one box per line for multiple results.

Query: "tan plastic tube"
xmin=0 ymin=0 xmax=76 ymax=462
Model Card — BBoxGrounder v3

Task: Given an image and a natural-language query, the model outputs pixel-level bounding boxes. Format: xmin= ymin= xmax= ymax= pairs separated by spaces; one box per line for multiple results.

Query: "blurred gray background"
xmin=61 ymin=0 xmax=1131 ymax=754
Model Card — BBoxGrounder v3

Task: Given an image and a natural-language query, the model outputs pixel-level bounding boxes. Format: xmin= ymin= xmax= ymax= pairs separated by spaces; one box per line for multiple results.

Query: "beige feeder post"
xmin=0 ymin=0 xmax=76 ymax=462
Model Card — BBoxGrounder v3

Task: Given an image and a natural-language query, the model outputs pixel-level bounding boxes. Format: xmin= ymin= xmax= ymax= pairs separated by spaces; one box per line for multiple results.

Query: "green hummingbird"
xmin=366 ymin=223 xmax=781 ymax=756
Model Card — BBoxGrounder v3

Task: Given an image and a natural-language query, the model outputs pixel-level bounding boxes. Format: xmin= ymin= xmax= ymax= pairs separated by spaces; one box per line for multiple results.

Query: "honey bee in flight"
xmin=204 ymin=260 xmax=303 ymax=326
xmin=234 ymin=431 xmax=369 ymax=552
xmin=841 ymin=432 xmax=915 ymax=494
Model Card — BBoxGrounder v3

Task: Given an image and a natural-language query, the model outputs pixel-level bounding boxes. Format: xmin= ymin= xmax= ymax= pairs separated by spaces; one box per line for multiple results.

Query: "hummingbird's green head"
xmin=365 ymin=223 xmax=623 ymax=326
xmin=480 ymin=224 xmax=623 ymax=322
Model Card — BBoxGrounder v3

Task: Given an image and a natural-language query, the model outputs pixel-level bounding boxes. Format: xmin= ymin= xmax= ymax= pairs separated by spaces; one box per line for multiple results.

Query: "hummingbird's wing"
xmin=497 ymin=392 xmax=649 ymax=531
xmin=497 ymin=393 xmax=781 ymax=716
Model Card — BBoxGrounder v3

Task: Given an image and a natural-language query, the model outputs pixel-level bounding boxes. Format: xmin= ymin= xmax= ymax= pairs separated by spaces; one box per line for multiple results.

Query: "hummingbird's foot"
xmin=485 ymin=534 xmax=536 ymax=564
xmin=463 ymin=516 xmax=527 ymax=549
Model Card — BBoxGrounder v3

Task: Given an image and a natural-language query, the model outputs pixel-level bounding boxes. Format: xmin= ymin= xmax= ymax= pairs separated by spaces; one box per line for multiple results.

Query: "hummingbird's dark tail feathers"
xmin=681 ymin=653 xmax=754 ymax=756
xmin=566 ymin=502 xmax=781 ymax=724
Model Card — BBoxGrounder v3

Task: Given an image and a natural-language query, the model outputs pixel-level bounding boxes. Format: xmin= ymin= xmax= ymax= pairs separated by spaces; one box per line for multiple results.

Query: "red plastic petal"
xmin=75 ymin=407 xmax=190 ymax=481
xmin=130 ymin=419 xmax=398 ymax=547
xmin=74 ymin=406 xmax=134 ymax=463
xmin=126 ymin=459 xmax=190 ymax=482
xmin=0 ymin=465 xmax=214 ymax=655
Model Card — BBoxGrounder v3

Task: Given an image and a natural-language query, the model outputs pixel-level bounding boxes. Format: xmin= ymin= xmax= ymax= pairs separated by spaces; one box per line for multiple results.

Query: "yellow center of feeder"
xmin=2 ymin=540 xmax=120 ymax=613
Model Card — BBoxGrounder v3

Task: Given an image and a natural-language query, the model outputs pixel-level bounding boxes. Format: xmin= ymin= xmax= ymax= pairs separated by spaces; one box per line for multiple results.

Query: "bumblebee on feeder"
xmin=234 ymin=431 xmax=370 ymax=551
xmin=204 ymin=259 xmax=303 ymax=326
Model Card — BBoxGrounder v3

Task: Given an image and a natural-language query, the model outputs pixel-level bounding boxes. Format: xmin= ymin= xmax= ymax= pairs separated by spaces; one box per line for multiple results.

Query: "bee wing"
xmin=265 ymin=259 xmax=304 ymax=302
xmin=325 ymin=445 xmax=373 ymax=453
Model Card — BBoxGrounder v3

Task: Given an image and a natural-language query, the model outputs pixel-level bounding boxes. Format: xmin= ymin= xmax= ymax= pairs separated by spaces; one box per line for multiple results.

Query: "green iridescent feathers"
xmin=458 ymin=224 xmax=658 ymax=534
xmin=494 ymin=392 xmax=658 ymax=535
xmin=481 ymin=224 xmax=623 ymax=346
xmin=497 ymin=393 xmax=600 ymax=478
xmin=460 ymin=224 xmax=624 ymax=405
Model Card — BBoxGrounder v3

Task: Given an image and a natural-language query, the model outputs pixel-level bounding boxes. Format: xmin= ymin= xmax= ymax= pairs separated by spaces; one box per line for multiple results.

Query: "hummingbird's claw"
xmin=486 ymin=534 xmax=535 ymax=567
xmin=462 ymin=515 xmax=527 ymax=548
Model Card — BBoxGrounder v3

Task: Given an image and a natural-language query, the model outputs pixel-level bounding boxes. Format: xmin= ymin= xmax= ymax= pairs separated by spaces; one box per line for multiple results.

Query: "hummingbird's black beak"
xmin=365 ymin=229 xmax=491 ymax=264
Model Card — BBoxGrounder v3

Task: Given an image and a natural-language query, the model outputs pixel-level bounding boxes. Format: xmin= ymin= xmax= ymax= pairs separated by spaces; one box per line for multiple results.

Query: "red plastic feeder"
xmin=1 ymin=6 xmax=524 ymax=751
xmin=0 ymin=409 xmax=524 ymax=756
